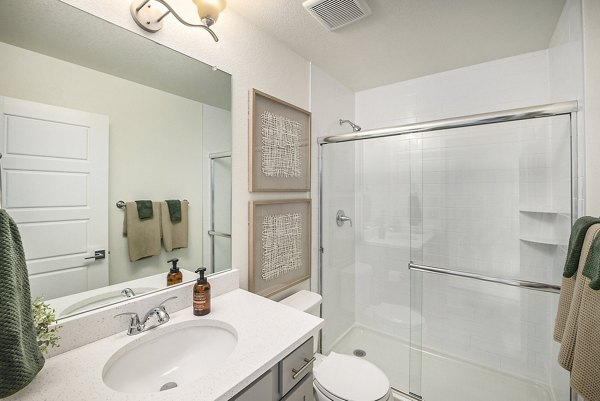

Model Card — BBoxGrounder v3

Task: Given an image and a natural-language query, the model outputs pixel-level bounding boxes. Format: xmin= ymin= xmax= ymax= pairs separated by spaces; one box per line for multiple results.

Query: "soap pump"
xmin=193 ymin=267 xmax=211 ymax=316
xmin=166 ymin=258 xmax=183 ymax=286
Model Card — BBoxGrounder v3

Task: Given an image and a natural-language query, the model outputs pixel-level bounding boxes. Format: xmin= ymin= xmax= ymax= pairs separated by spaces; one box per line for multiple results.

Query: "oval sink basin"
xmin=102 ymin=320 xmax=238 ymax=394
xmin=59 ymin=287 xmax=158 ymax=317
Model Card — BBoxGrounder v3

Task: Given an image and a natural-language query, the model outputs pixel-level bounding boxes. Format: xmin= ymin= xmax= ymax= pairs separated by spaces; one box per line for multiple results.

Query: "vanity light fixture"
xmin=130 ymin=0 xmax=226 ymax=42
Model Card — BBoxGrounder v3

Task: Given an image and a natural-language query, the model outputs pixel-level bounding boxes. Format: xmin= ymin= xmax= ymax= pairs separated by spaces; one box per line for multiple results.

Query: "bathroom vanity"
xmin=6 ymin=288 xmax=323 ymax=401
xmin=232 ymin=337 xmax=315 ymax=401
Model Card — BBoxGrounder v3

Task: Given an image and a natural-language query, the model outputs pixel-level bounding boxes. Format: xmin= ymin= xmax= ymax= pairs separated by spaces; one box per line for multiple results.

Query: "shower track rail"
xmin=408 ymin=262 xmax=561 ymax=294
xmin=318 ymin=100 xmax=578 ymax=144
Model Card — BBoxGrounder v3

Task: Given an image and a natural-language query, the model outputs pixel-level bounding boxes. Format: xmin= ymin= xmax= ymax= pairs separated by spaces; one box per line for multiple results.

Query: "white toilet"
xmin=280 ymin=291 xmax=394 ymax=401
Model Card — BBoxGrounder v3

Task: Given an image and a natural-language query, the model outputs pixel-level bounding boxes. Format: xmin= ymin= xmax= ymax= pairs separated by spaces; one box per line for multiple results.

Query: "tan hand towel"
xmin=554 ymin=217 xmax=600 ymax=341
xmin=161 ymin=201 xmax=188 ymax=252
xmin=557 ymin=224 xmax=600 ymax=370
xmin=571 ymin=274 xmax=600 ymax=401
xmin=123 ymin=201 xmax=161 ymax=262
xmin=571 ymin=233 xmax=600 ymax=401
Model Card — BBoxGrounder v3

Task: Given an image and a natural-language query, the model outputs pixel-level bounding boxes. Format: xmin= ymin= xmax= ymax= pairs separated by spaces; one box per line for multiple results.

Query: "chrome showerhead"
xmin=339 ymin=119 xmax=361 ymax=132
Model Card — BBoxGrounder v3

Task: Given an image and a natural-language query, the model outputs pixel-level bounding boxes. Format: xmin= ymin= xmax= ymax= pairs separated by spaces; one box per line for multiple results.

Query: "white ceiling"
xmin=227 ymin=0 xmax=566 ymax=92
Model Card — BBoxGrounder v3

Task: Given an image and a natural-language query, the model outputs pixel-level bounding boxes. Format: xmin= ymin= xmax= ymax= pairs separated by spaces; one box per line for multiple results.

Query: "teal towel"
xmin=165 ymin=200 xmax=182 ymax=223
xmin=0 ymin=209 xmax=45 ymax=398
xmin=135 ymin=200 xmax=153 ymax=220
xmin=583 ymin=234 xmax=600 ymax=290
xmin=563 ymin=216 xmax=600 ymax=278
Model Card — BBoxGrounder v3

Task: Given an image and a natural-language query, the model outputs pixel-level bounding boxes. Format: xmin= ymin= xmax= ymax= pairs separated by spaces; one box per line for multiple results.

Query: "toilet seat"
xmin=313 ymin=352 xmax=391 ymax=401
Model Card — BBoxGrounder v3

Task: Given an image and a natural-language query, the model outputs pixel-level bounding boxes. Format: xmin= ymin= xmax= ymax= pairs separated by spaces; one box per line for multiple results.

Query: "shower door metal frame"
xmin=207 ymin=151 xmax=231 ymax=271
xmin=317 ymin=100 xmax=580 ymax=401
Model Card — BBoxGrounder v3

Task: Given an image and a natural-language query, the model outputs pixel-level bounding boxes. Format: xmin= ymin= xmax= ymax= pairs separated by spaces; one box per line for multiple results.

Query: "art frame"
xmin=249 ymin=199 xmax=311 ymax=298
xmin=249 ymin=89 xmax=311 ymax=192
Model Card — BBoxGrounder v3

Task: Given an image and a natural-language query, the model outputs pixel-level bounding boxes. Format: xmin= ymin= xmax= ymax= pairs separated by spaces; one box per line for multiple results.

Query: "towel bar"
xmin=116 ymin=200 xmax=189 ymax=209
xmin=408 ymin=262 xmax=561 ymax=294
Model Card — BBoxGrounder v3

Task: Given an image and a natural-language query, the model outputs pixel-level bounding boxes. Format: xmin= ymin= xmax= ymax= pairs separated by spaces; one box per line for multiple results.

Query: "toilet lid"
xmin=314 ymin=352 xmax=390 ymax=401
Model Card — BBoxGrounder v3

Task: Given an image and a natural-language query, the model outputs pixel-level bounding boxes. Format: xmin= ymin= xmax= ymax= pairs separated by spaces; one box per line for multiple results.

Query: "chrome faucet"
xmin=121 ymin=287 xmax=136 ymax=298
xmin=114 ymin=296 xmax=177 ymax=336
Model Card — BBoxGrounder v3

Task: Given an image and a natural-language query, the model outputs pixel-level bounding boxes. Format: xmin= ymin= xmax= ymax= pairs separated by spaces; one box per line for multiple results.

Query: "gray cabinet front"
xmin=231 ymin=337 xmax=315 ymax=401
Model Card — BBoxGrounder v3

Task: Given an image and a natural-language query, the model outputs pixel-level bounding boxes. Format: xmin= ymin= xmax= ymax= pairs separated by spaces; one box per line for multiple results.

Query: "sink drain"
xmin=160 ymin=382 xmax=178 ymax=391
xmin=353 ymin=349 xmax=366 ymax=357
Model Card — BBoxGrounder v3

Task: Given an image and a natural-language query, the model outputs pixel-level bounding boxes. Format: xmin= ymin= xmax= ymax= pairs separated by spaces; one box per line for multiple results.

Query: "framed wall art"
xmin=249 ymin=199 xmax=311 ymax=297
xmin=249 ymin=89 xmax=311 ymax=192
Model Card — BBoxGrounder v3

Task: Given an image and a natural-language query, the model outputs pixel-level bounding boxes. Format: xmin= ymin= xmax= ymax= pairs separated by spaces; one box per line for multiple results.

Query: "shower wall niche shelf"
xmin=519 ymin=236 xmax=566 ymax=246
xmin=518 ymin=208 xmax=565 ymax=214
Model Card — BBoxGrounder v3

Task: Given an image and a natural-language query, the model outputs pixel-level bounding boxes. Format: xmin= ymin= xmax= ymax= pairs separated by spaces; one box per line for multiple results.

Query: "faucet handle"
xmin=114 ymin=312 xmax=140 ymax=322
xmin=159 ymin=296 xmax=178 ymax=309
xmin=114 ymin=312 xmax=142 ymax=336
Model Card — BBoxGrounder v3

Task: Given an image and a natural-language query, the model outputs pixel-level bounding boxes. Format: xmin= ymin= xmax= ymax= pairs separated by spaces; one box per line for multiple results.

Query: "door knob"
xmin=85 ymin=250 xmax=106 ymax=260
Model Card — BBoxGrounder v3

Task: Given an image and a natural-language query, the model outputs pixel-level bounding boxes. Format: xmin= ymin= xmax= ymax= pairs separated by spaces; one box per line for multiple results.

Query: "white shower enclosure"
xmin=319 ymin=101 xmax=578 ymax=401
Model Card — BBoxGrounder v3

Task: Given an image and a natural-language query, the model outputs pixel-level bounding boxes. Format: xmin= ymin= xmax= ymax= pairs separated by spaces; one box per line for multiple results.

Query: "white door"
xmin=0 ymin=96 xmax=109 ymax=300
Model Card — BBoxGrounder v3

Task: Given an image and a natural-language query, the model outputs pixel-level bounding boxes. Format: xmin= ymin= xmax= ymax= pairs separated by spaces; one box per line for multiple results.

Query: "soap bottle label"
xmin=193 ymin=288 xmax=211 ymax=316
xmin=194 ymin=292 xmax=208 ymax=308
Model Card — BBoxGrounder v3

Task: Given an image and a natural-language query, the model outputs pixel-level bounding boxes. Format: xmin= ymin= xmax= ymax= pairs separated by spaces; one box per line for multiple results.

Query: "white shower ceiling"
xmin=227 ymin=0 xmax=566 ymax=91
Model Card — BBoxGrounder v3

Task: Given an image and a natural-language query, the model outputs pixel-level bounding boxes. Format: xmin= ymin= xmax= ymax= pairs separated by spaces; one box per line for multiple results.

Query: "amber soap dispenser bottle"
xmin=193 ymin=267 xmax=211 ymax=316
xmin=166 ymin=258 xmax=183 ymax=286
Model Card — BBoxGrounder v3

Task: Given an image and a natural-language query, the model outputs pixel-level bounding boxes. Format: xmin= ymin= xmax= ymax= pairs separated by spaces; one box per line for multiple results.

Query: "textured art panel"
xmin=250 ymin=89 xmax=311 ymax=192
xmin=249 ymin=199 xmax=311 ymax=297
xmin=261 ymin=212 xmax=302 ymax=280
xmin=260 ymin=111 xmax=302 ymax=178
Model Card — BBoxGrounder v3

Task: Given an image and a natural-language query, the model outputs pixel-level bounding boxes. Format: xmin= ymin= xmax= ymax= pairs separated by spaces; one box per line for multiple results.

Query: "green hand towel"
xmin=165 ymin=200 xmax=182 ymax=223
xmin=0 ymin=209 xmax=45 ymax=398
xmin=563 ymin=216 xmax=600 ymax=278
xmin=135 ymin=200 xmax=153 ymax=220
xmin=583 ymin=234 xmax=600 ymax=290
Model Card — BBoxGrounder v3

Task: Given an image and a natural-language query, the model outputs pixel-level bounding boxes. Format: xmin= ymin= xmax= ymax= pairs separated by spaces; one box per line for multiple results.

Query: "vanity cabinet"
xmin=231 ymin=337 xmax=315 ymax=401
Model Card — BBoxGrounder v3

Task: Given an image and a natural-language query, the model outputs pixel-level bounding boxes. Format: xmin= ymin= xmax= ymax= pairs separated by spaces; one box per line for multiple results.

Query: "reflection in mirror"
xmin=0 ymin=0 xmax=232 ymax=319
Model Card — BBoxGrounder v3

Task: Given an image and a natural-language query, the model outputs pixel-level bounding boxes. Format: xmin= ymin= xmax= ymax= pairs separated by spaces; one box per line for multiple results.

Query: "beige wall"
xmin=0 ymin=41 xmax=204 ymax=284
xmin=60 ymin=0 xmax=312 ymax=291
xmin=583 ymin=0 xmax=600 ymax=216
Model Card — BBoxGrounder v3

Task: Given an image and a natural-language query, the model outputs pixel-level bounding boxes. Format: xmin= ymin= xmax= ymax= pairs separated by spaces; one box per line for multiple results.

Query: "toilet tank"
xmin=279 ymin=290 xmax=322 ymax=316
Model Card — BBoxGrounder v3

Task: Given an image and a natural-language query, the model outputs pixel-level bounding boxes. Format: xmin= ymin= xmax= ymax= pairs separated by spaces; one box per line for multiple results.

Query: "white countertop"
xmin=8 ymin=289 xmax=324 ymax=401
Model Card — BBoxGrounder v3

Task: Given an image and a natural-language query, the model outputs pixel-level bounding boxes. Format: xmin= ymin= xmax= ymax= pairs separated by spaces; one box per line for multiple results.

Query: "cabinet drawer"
xmin=231 ymin=368 xmax=276 ymax=401
xmin=279 ymin=337 xmax=314 ymax=396
xmin=281 ymin=373 xmax=314 ymax=401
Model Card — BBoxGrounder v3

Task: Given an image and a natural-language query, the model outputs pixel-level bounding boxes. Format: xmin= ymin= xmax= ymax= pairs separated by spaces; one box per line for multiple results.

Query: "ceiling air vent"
xmin=303 ymin=0 xmax=372 ymax=31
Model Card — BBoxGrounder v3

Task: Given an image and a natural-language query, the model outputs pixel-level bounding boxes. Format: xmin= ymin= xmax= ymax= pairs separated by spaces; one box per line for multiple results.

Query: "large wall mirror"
xmin=0 ymin=0 xmax=232 ymax=319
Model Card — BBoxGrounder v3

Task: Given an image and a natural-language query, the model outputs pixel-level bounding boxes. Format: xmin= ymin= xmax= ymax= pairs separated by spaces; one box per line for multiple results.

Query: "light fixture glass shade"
xmin=193 ymin=0 xmax=226 ymax=23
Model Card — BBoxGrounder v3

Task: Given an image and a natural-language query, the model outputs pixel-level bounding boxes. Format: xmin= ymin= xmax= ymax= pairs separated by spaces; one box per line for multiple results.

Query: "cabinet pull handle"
xmin=291 ymin=356 xmax=316 ymax=380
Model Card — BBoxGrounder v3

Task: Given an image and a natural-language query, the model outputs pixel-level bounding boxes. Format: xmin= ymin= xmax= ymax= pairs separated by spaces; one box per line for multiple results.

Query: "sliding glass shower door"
xmin=408 ymin=115 xmax=573 ymax=401
xmin=321 ymin=135 xmax=414 ymax=393
xmin=320 ymin=107 xmax=576 ymax=401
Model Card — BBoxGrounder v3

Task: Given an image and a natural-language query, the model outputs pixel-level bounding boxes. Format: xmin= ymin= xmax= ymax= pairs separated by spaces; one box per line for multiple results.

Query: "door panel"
xmin=5 ymin=170 xmax=88 ymax=207
xmin=6 ymin=114 xmax=88 ymax=159
xmin=0 ymin=96 xmax=109 ymax=299
xmin=28 ymin=267 xmax=89 ymax=301
xmin=19 ymin=220 xmax=88 ymax=260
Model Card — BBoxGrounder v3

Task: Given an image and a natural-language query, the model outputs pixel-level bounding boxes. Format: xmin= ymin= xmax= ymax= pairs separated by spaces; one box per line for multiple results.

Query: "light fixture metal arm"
xmin=152 ymin=0 xmax=219 ymax=42
xmin=130 ymin=0 xmax=219 ymax=42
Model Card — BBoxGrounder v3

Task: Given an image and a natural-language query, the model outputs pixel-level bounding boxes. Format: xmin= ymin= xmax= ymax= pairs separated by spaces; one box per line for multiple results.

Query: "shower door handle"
xmin=336 ymin=210 xmax=352 ymax=227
